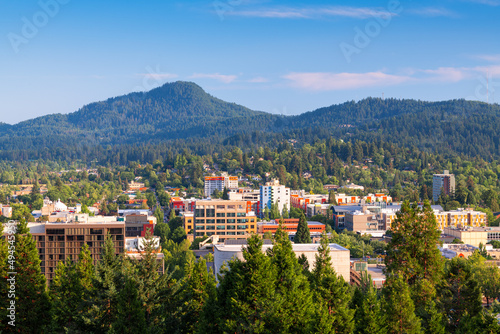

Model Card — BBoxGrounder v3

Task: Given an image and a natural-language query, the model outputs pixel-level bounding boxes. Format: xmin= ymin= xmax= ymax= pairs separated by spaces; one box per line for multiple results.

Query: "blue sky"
xmin=1 ymin=0 xmax=500 ymax=124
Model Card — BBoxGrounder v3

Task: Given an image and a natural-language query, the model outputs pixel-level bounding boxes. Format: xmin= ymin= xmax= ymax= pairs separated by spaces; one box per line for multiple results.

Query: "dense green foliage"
xmin=1 ymin=82 xmax=500 ymax=163
xmin=2 ymin=208 xmax=500 ymax=332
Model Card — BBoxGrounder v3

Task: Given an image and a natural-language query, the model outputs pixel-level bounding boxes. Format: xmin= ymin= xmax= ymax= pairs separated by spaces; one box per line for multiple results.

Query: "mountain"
xmin=0 ymin=81 xmax=499 ymax=161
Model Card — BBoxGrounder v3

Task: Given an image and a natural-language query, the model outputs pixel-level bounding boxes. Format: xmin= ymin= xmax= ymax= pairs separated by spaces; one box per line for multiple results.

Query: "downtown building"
xmin=259 ymin=179 xmax=290 ymax=218
xmin=433 ymin=170 xmax=456 ymax=202
xmin=15 ymin=211 xmax=161 ymax=283
xmin=191 ymin=199 xmax=257 ymax=241
xmin=204 ymin=174 xmax=238 ymax=197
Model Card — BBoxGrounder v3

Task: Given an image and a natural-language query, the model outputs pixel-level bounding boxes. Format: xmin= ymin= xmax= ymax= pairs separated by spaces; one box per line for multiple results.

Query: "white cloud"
xmin=283 ymin=72 xmax=410 ymax=91
xmin=248 ymin=76 xmax=269 ymax=83
xmin=139 ymin=73 xmax=178 ymax=80
xmin=462 ymin=0 xmax=500 ymax=6
xmin=189 ymin=73 xmax=238 ymax=83
xmin=472 ymin=65 xmax=500 ymax=76
xmin=420 ymin=67 xmax=467 ymax=82
xmin=473 ymin=54 xmax=500 ymax=62
xmin=408 ymin=7 xmax=458 ymax=17
xmin=282 ymin=66 xmax=500 ymax=91
xmin=227 ymin=6 xmax=399 ymax=19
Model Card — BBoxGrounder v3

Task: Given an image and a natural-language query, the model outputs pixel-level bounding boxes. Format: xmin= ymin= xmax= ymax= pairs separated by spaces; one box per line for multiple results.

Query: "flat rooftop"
xmin=258 ymin=221 xmax=324 ymax=226
xmin=214 ymin=243 xmax=348 ymax=252
xmin=446 ymin=226 xmax=500 ymax=232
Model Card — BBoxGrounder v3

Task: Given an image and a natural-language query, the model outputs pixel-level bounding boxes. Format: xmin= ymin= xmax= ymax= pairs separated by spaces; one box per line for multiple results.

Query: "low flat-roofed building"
xmin=257 ymin=219 xmax=325 ymax=235
xmin=306 ymin=203 xmax=331 ymax=217
xmin=345 ymin=209 xmax=379 ymax=232
xmin=439 ymin=243 xmax=479 ymax=259
xmin=443 ymin=226 xmax=500 ymax=247
xmin=213 ymin=242 xmax=350 ymax=282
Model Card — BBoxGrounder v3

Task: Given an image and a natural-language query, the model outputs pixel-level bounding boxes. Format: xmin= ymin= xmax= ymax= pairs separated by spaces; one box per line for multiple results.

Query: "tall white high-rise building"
xmin=204 ymin=174 xmax=238 ymax=197
xmin=259 ymin=179 xmax=290 ymax=217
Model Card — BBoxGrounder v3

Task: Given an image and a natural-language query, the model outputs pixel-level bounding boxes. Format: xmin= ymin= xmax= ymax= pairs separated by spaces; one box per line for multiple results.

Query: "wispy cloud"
xmin=227 ymin=6 xmax=399 ymax=19
xmin=139 ymin=73 xmax=178 ymax=80
xmin=462 ymin=0 xmax=500 ymax=6
xmin=283 ymin=72 xmax=410 ymax=91
xmin=248 ymin=76 xmax=269 ymax=83
xmin=420 ymin=67 xmax=467 ymax=82
xmin=472 ymin=54 xmax=500 ymax=62
xmin=472 ymin=65 xmax=500 ymax=76
xmin=189 ymin=73 xmax=238 ymax=83
xmin=408 ymin=7 xmax=458 ymax=17
xmin=283 ymin=65 xmax=500 ymax=91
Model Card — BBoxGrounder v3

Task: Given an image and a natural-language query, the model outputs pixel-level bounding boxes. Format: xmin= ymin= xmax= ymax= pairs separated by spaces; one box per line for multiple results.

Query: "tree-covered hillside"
xmin=0 ymin=82 xmax=499 ymax=161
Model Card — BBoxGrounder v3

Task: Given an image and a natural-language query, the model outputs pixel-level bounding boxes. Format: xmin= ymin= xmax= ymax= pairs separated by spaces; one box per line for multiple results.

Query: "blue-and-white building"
xmin=259 ymin=179 xmax=290 ymax=217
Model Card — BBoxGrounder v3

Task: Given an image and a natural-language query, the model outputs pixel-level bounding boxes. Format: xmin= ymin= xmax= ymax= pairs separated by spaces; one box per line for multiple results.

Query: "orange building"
xmin=257 ymin=219 xmax=325 ymax=234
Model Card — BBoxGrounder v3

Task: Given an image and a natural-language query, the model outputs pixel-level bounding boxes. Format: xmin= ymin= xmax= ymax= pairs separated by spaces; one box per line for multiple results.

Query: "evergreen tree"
xmin=295 ymin=213 xmax=311 ymax=243
xmin=383 ymin=276 xmax=422 ymax=334
xmin=282 ymin=203 xmax=289 ymax=219
xmin=421 ymin=300 xmax=446 ymax=334
xmin=50 ymin=243 xmax=95 ymax=331
xmin=385 ymin=200 xmax=443 ymax=312
xmin=205 ymin=234 xmax=277 ymax=333
xmin=10 ymin=220 xmax=51 ymax=332
xmin=328 ymin=190 xmax=338 ymax=205
xmin=311 ymin=232 xmax=354 ymax=334
xmin=222 ymin=187 xmax=229 ymax=200
xmin=137 ymin=228 xmax=160 ymax=327
xmin=111 ymin=258 xmax=147 ymax=334
xmin=80 ymin=234 xmax=121 ymax=332
xmin=439 ymin=257 xmax=483 ymax=333
xmin=355 ymin=282 xmax=386 ymax=334
xmin=176 ymin=257 xmax=216 ymax=333
xmin=266 ymin=220 xmax=315 ymax=333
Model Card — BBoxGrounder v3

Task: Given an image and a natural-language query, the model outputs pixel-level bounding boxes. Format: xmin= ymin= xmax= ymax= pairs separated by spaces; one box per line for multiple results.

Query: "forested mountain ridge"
xmin=0 ymin=81 xmax=499 ymax=161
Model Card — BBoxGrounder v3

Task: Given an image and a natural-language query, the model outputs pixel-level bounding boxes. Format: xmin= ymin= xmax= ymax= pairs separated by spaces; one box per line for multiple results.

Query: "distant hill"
xmin=0 ymin=81 xmax=499 ymax=161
